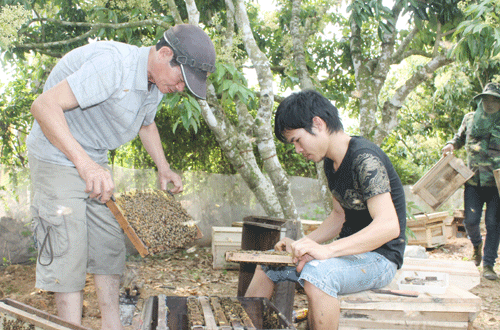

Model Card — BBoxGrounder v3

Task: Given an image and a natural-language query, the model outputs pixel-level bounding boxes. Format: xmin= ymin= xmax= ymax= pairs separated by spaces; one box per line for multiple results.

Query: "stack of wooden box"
xmin=339 ymin=258 xmax=481 ymax=330
xmin=407 ymin=211 xmax=450 ymax=248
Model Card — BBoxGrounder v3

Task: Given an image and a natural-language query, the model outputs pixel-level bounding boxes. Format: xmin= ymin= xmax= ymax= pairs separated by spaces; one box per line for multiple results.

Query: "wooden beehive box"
xmin=212 ymin=226 xmax=242 ymax=270
xmin=133 ymin=295 xmax=296 ymax=330
xmin=411 ymin=154 xmax=474 ymax=210
xmin=338 ymin=284 xmax=481 ymax=330
xmin=407 ymin=212 xmax=449 ymax=248
xmin=407 ymin=211 xmax=449 ymax=228
xmin=407 ymin=223 xmax=447 ymax=248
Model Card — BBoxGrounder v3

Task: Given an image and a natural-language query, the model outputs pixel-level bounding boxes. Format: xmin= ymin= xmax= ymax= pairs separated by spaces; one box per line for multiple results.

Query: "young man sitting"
xmin=245 ymin=90 xmax=407 ymax=330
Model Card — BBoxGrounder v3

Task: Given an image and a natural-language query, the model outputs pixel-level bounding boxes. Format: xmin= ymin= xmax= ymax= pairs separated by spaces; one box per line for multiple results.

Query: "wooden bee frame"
xmin=411 ymin=154 xmax=474 ymax=210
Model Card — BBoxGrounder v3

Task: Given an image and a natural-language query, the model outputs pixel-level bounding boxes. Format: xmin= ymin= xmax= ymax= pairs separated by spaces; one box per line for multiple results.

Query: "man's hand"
xmin=274 ymin=237 xmax=295 ymax=253
xmin=441 ymin=144 xmax=454 ymax=157
xmin=158 ymin=168 xmax=183 ymax=194
xmin=295 ymin=254 xmax=314 ymax=272
xmin=291 ymin=237 xmax=333 ymax=272
xmin=76 ymin=160 xmax=114 ymax=203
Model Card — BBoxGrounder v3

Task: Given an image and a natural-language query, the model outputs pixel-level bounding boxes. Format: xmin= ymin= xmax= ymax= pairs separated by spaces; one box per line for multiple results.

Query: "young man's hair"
xmin=274 ymin=90 xmax=343 ymax=143
xmin=156 ymin=37 xmax=179 ymax=68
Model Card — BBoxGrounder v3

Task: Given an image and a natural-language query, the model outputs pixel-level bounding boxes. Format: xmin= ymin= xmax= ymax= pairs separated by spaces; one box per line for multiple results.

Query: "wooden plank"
xmin=415 ymin=188 xmax=440 ymax=209
xmin=449 ymin=157 xmax=474 ymax=179
xmin=339 ymin=318 xmax=469 ymax=330
xmin=156 ymin=294 xmax=168 ymax=330
xmin=412 ymin=154 xmax=453 ymax=193
xmin=139 ymin=296 xmax=155 ymax=330
xmin=198 ymin=296 xmax=218 ymax=330
xmin=407 ymin=211 xmax=449 ymax=228
xmin=0 ymin=302 xmax=71 ymax=330
xmin=340 ymin=284 xmax=481 ymax=312
xmin=401 ymin=258 xmax=480 ymax=291
xmin=209 ymin=297 xmax=230 ymax=327
xmin=231 ymin=297 xmax=256 ymax=330
xmin=494 ymin=169 xmax=500 ymax=194
xmin=106 ymin=199 xmax=149 ymax=257
xmin=0 ymin=299 xmax=91 ymax=330
xmin=226 ymin=250 xmax=294 ymax=265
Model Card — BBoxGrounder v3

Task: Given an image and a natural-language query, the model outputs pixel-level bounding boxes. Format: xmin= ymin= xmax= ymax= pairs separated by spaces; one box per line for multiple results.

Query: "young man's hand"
xmin=274 ymin=237 xmax=295 ymax=253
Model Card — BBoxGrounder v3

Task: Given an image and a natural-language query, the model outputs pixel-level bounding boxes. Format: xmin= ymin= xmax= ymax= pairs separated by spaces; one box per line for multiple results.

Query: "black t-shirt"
xmin=323 ymin=136 xmax=406 ymax=269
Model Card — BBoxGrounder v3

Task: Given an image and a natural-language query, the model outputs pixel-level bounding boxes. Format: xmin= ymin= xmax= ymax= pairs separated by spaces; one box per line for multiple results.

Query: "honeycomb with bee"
xmin=115 ymin=189 xmax=199 ymax=254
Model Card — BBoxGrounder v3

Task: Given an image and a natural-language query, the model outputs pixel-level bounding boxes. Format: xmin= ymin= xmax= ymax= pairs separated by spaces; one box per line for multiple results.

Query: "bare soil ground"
xmin=0 ymin=237 xmax=499 ymax=329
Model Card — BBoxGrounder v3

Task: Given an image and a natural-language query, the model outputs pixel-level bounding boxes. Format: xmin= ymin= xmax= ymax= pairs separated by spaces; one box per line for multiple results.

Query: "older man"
xmin=28 ymin=24 xmax=215 ymax=329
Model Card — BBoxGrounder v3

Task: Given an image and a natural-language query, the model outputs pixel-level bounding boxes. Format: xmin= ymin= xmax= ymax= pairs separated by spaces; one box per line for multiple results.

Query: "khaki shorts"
xmin=29 ymin=156 xmax=126 ymax=292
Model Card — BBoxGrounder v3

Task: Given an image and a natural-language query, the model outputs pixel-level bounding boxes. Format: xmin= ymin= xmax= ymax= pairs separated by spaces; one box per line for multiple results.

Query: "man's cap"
xmin=473 ymin=82 xmax=500 ymax=101
xmin=163 ymin=24 xmax=216 ymax=99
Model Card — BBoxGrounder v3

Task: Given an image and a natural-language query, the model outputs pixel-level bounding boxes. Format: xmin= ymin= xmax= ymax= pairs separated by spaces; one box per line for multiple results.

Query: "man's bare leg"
xmin=94 ymin=274 xmax=124 ymax=330
xmin=244 ymin=265 xmax=274 ymax=299
xmin=55 ymin=291 xmax=83 ymax=325
xmin=304 ymin=281 xmax=340 ymax=330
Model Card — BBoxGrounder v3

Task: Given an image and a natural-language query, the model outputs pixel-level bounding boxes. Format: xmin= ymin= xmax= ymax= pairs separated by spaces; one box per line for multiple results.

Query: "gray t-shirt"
xmin=27 ymin=41 xmax=163 ymax=166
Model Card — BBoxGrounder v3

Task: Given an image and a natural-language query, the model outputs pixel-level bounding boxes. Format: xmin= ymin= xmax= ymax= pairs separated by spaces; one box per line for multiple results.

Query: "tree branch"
xmin=16 ymin=18 xmax=172 ymax=50
xmin=291 ymin=0 xmax=314 ymax=90
xmin=166 ymin=0 xmax=183 ymax=24
xmin=391 ymin=25 xmax=420 ymax=63
xmin=16 ymin=27 xmax=98 ymax=49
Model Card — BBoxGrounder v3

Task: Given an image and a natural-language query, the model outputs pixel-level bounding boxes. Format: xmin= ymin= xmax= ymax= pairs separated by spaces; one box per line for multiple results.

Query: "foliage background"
xmin=1 ymin=0 xmax=500 ymax=187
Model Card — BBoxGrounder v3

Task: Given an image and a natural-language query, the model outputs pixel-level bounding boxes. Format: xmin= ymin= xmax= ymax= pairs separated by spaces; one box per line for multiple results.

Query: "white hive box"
xmin=211 ymin=226 xmax=242 ymax=269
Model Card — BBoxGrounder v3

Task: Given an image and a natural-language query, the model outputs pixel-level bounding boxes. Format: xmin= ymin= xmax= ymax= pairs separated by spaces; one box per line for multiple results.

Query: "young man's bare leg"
xmin=244 ymin=265 xmax=274 ymax=299
xmin=94 ymin=274 xmax=124 ymax=330
xmin=55 ymin=291 xmax=83 ymax=325
xmin=304 ymin=281 xmax=340 ymax=330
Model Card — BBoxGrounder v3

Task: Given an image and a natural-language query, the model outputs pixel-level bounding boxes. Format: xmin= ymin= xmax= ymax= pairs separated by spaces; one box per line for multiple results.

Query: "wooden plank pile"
xmin=407 ymin=211 xmax=450 ymax=248
xmin=338 ymin=258 xmax=481 ymax=330
xmin=224 ymin=249 xmax=482 ymax=329
xmin=339 ymin=285 xmax=481 ymax=330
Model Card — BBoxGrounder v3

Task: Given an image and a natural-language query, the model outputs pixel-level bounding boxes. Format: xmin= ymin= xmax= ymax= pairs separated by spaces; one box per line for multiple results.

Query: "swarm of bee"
xmin=187 ymin=297 xmax=205 ymax=327
xmin=1 ymin=317 xmax=35 ymax=330
xmin=219 ymin=297 xmax=254 ymax=327
xmin=226 ymin=249 xmax=295 ymax=266
xmin=263 ymin=303 xmax=282 ymax=329
xmin=115 ymin=189 xmax=198 ymax=254
xmin=186 ymin=296 xmax=256 ymax=329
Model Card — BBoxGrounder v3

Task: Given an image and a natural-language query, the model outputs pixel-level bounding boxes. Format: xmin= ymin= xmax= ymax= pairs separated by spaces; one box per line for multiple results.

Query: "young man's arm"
xmin=275 ymin=195 xmax=345 ymax=253
xmin=306 ymin=196 xmax=345 ymax=244
xmin=291 ymin=192 xmax=400 ymax=271
xmin=31 ymin=79 xmax=114 ymax=202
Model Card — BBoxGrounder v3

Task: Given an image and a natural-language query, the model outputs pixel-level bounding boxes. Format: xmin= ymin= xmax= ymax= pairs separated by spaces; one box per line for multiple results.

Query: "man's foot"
xmin=483 ymin=265 xmax=498 ymax=281
xmin=472 ymin=242 xmax=483 ymax=266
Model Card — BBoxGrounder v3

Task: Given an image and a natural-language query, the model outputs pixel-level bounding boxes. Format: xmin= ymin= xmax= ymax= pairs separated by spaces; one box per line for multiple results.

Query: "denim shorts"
xmin=262 ymin=251 xmax=397 ymax=298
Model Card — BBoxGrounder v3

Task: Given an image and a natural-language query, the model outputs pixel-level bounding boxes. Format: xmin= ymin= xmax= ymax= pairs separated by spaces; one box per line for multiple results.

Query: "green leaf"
xmin=228 ymin=83 xmax=238 ymax=98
